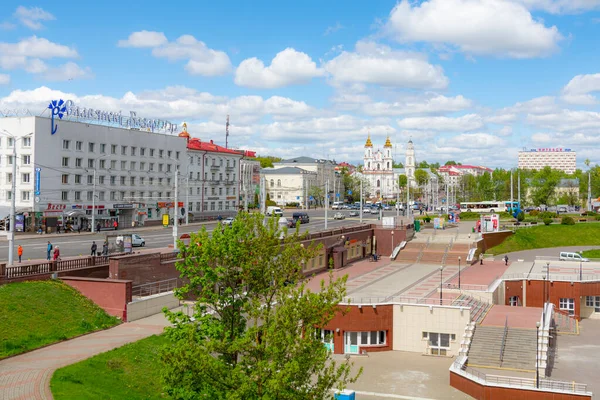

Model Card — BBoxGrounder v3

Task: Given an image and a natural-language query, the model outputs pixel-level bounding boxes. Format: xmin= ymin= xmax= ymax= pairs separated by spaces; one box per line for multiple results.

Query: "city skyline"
xmin=1 ymin=1 xmax=600 ymax=168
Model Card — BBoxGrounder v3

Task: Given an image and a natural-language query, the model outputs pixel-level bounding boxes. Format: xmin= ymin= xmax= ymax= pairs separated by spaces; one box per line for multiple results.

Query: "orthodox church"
xmin=359 ymin=134 xmax=417 ymax=199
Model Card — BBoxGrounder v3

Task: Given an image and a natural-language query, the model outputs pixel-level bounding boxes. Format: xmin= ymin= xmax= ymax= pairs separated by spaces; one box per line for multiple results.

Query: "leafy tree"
xmin=414 ymin=169 xmax=429 ymax=187
xmin=392 ymin=162 xmax=404 ymax=168
xmin=530 ymin=167 xmax=562 ymax=206
xmin=255 ymin=155 xmax=282 ymax=168
xmin=418 ymin=161 xmax=429 ymax=168
xmin=445 ymin=161 xmax=458 ymax=166
xmin=161 ymin=213 xmax=361 ymax=399
xmin=308 ymin=185 xmax=324 ymax=206
xmin=398 ymin=174 xmax=407 ymax=190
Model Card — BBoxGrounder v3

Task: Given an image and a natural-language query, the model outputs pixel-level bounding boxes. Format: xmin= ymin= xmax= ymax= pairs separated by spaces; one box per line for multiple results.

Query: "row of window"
xmin=0 ymin=137 xmax=32 ymax=148
xmin=62 ymin=140 xmax=181 ymax=160
xmin=423 ymin=331 xmax=456 ymax=356
xmin=585 ymin=296 xmax=600 ymax=312
xmin=0 ymin=155 xmax=31 ymax=165
xmin=188 ymin=155 xmax=238 ymax=168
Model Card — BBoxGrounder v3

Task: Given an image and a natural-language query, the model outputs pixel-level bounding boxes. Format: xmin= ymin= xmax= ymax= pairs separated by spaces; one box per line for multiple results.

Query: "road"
xmin=0 ymin=209 xmax=392 ymax=262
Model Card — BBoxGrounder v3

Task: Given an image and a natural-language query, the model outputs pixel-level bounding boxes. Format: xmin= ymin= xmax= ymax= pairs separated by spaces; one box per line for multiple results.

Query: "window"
xmin=21 ymin=155 xmax=30 ymax=165
xmin=88 ymin=175 xmax=94 ymax=185
xmin=62 ymin=174 xmax=69 ymax=184
xmin=140 ymin=162 xmax=145 ymax=171
xmin=63 ymin=140 xmax=70 ymax=150
xmin=120 ymin=176 xmax=126 ymax=185
xmin=176 ymin=151 xmax=180 ymax=159
xmin=166 ymin=191 xmax=171 ymax=198
xmin=87 ymin=191 xmax=93 ymax=201
xmin=166 ymin=164 xmax=171 ymax=172
xmin=76 ymin=141 xmax=83 ymax=151
xmin=111 ymin=160 xmax=117 ymax=169
xmin=149 ymin=177 xmax=154 ymax=185
xmin=22 ymin=173 xmax=30 ymax=183
xmin=158 ymin=177 xmax=163 ymax=185
xmin=7 ymin=190 xmax=12 ymax=200
xmin=121 ymin=145 xmax=127 ymax=155
xmin=167 ymin=150 xmax=172 ymax=158
xmin=277 ymin=179 xmax=281 ymax=187
xmin=130 ymin=161 xmax=136 ymax=170
xmin=140 ymin=177 xmax=145 ymax=185
xmin=88 ymin=159 xmax=95 ymax=168
xmin=99 ymin=176 xmax=105 ymax=184
xmin=21 ymin=191 xmax=30 ymax=201
xmin=159 ymin=149 xmax=164 ymax=158
xmin=62 ymin=157 xmax=69 ymax=167
xmin=61 ymin=191 xmax=69 ymax=201
xmin=270 ymin=179 xmax=274 ymax=188
xmin=74 ymin=191 xmax=81 ymax=200
xmin=99 ymin=159 xmax=106 ymax=169
xmin=7 ymin=155 xmax=14 ymax=165
xmin=560 ymin=298 xmax=575 ymax=315
xmin=110 ymin=191 xmax=116 ymax=201
xmin=509 ymin=296 xmax=519 ymax=306
xmin=586 ymin=296 xmax=600 ymax=312
xmin=73 ymin=158 xmax=81 ymax=168
xmin=131 ymin=147 xmax=137 ymax=156
xmin=130 ymin=177 xmax=135 ymax=186
xmin=88 ymin=142 xmax=95 ymax=152
xmin=111 ymin=144 xmax=117 ymax=154
xmin=110 ymin=176 xmax=116 ymax=185
xmin=159 ymin=163 xmax=163 ymax=172
xmin=219 ymin=188 xmax=223 ymax=195
xmin=121 ymin=161 xmax=127 ymax=170
xmin=120 ymin=191 xmax=125 ymax=200
xmin=140 ymin=147 xmax=146 ymax=156
xmin=99 ymin=191 xmax=105 ymax=201
xmin=150 ymin=148 xmax=155 ymax=157
xmin=100 ymin=143 xmax=106 ymax=153
xmin=74 ymin=175 xmax=81 ymax=184
xmin=149 ymin=163 xmax=155 ymax=171
xmin=423 ymin=332 xmax=454 ymax=356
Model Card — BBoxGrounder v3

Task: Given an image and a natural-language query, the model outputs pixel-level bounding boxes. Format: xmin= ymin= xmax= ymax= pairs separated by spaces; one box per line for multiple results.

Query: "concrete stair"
xmin=453 ymin=294 xmax=493 ymax=324
xmin=396 ymin=242 xmax=424 ymax=263
xmin=467 ymin=325 xmax=504 ymax=368
xmin=501 ymin=328 xmax=537 ymax=371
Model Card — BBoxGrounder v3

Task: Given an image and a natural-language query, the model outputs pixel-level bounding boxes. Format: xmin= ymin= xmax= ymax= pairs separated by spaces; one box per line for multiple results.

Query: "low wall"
xmin=61 ymin=277 xmax=132 ymax=320
xmin=373 ymin=226 xmax=408 ymax=257
xmin=481 ymin=231 xmax=513 ymax=253
xmin=127 ymin=292 xmax=180 ymax=322
xmin=109 ymin=252 xmax=180 ymax=285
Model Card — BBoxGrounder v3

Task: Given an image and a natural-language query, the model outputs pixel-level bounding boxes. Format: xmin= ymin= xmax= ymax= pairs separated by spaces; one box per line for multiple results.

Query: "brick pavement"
xmin=0 ymin=310 xmax=176 ymax=400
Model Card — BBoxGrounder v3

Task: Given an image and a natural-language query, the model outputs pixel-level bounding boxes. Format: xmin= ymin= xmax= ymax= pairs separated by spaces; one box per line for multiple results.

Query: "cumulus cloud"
xmin=14 ymin=6 xmax=55 ymax=30
xmin=504 ymin=96 xmax=558 ymax=115
xmin=43 ymin=62 xmax=93 ymax=81
xmin=527 ymin=110 xmax=600 ymax=132
xmin=363 ymin=94 xmax=472 ymax=116
xmin=561 ymin=73 xmax=600 ymax=105
xmin=325 ymin=41 xmax=448 ymax=89
xmin=117 ymin=30 xmax=168 ymax=48
xmin=515 ymin=0 xmax=600 ymax=14
xmin=438 ymin=132 xmax=506 ymax=149
xmin=235 ymin=48 xmax=325 ymax=89
xmin=385 ymin=0 xmax=562 ymax=58
xmin=397 ymin=114 xmax=484 ymax=131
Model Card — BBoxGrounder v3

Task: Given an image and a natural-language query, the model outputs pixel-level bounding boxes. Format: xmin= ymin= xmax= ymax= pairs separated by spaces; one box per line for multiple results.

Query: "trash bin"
xmin=334 ymin=389 xmax=356 ymax=400
xmin=415 ymin=220 xmax=421 ymax=232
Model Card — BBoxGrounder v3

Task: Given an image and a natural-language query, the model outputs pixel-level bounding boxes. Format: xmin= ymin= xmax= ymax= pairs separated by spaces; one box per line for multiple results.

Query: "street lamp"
xmin=579 ymin=251 xmax=583 ymax=281
xmin=0 ymin=129 xmax=33 ymax=266
xmin=168 ymin=157 xmax=180 ymax=249
xmin=439 ymin=265 xmax=444 ymax=305
xmin=185 ymin=155 xmax=193 ymax=226
xmin=536 ymin=321 xmax=540 ymax=388
xmin=458 ymin=256 xmax=461 ymax=289
xmin=391 ymin=230 xmax=394 ymax=254
xmin=91 ymin=154 xmax=111 ymax=233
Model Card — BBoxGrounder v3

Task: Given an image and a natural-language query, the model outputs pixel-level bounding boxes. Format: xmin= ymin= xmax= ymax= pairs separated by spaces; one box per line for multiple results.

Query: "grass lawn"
xmin=0 ymin=280 xmax=120 ymax=359
xmin=51 ymin=334 xmax=168 ymax=400
xmin=488 ymin=223 xmax=600 ymax=255
xmin=581 ymin=249 xmax=600 ymax=259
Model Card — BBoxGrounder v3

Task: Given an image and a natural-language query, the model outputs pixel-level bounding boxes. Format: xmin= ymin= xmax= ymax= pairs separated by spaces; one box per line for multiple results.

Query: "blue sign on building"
xmin=34 ymin=167 xmax=41 ymax=195
xmin=48 ymin=100 xmax=67 ymax=135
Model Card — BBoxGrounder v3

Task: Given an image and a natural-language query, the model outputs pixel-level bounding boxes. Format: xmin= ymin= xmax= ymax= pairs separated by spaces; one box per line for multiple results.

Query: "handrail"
xmin=500 ymin=316 xmax=508 ymax=364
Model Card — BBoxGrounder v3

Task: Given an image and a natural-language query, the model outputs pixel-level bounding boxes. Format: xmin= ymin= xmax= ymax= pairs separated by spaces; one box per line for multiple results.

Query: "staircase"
xmin=466 ymin=325 xmax=504 ymax=368
xmin=501 ymin=328 xmax=537 ymax=371
xmin=453 ymin=294 xmax=493 ymax=324
xmin=396 ymin=242 xmax=425 ymax=263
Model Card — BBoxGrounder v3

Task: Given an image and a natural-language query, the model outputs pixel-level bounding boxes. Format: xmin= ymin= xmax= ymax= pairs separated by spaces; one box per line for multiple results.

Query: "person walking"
xmin=113 ymin=220 xmax=118 ymax=230
xmin=479 ymin=252 xmax=484 ymax=265
xmin=46 ymin=241 xmax=53 ymax=260
xmin=53 ymin=245 xmax=60 ymax=261
xmin=91 ymin=241 xmax=97 ymax=257
xmin=77 ymin=224 xmax=82 ymax=234
xmin=17 ymin=245 xmax=23 ymax=263
xmin=504 ymin=255 xmax=509 ymax=266
xmin=102 ymin=241 xmax=109 ymax=256
xmin=96 ymin=223 xmax=101 ymax=233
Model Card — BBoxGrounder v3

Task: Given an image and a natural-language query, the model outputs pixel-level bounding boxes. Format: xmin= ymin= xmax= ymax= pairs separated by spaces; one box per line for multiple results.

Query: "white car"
xmin=333 ymin=212 xmax=345 ymax=220
xmin=223 ymin=217 xmax=235 ymax=226
xmin=363 ymin=208 xmax=371 ymax=214
xmin=115 ymin=233 xmax=145 ymax=247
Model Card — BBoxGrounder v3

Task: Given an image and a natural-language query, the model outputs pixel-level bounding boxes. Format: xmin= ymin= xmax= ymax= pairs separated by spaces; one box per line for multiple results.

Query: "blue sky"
xmin=1 ymin=0 xmax=600 ymax=168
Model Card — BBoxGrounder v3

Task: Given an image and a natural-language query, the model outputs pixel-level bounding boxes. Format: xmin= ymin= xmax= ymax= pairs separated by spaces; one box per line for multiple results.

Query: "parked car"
xmin=115 ymin=233 xmax=145 ymax=247
xmin=333 ymin=212 xmax=345 ymax=220
xmin=383 ymin=204 xmax=391 ymax=210
xmin=362 ymin=208 xmax=371 ymax=214
xmin=349 ymin=210 xmax=359 ymax=217
xmin=223 ymin=217 xmax=235 ymax=226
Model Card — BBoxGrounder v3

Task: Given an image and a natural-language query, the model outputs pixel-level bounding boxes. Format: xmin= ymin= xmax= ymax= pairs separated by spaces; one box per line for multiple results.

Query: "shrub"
xmin=595 ymin=215 xmax=600 ymax=221
xmin=539 ymin=211 xmax=558 ymax=220
xmin=286 ymin=202 xmax=299 ymax=207
xmin=543 ymin=218 xmax=552 ymax=226
xmin=529 ymin=210 xmax=539 ymax=217
xmin=517 ymin=212 xmax=525 ymax=222
xmin=265 ymin=199 xmax=277 ymax=207
xmin=424 ymin=217 xmax=431 ymax=223
xmin=561 ymin=216 xmax=575 ymax=225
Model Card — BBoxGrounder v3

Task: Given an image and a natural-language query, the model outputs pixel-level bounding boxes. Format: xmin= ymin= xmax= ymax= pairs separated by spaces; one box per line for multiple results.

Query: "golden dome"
xmin=384 ymin=136 xmax=392 ymax=148
xmin=178 ymin=122 xmax=190 ymax=138
xmin=364 ymin=132 xmax=373 ymax=147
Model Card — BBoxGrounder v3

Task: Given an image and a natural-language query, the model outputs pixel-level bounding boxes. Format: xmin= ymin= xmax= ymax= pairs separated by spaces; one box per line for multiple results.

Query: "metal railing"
xmin=502 ymin=271 xmax=600 ymax=283
xmin=444 ymin=283 xmax=489 ymax=292
xmin=343 ymin=296 xmax=458 ymax=307
xmin=131 ymin=277 xmax=179 ymax=297
xmin=500 ymin=316 xmax=508 ymax=364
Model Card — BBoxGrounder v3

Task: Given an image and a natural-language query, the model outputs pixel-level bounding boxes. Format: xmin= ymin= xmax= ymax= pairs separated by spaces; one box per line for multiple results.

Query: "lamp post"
xmin=391 ymin=230 xmax=394 ymax=255
xmin=91 ymin=154 xmax=111 ymax=233
xmin=458 ymin=256 xmax=461 ymax=289
xmin=536 ymin=321 xmax=540 ymax=388
xmin=439 ymin=265 xmax=444 ymax=305
xmin=579 ymin=251 xmax=583 ymax=281
xmin=185 ymin=156 xmax=193 ymax=226
xmin=168 ymin=157 xmax=180 ymax=249
xmin=0 ymin=130 xmax=32 ymax=266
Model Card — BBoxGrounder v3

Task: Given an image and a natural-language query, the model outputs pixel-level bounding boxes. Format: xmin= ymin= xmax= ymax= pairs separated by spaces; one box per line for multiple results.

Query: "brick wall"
xmin=61 ymin=277 xmax=132 ymax=321
xmin=373 ymin=227 xmax=407 ymax=256
xmin=109 ymin=252 xmax=179 ymax=285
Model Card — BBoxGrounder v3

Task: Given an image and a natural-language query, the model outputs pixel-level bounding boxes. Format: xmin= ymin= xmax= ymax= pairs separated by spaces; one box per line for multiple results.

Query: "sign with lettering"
xmin=527 ymin=148 xmax=572 ymax=152
xmin=113 ymin=204 xmax=135 ymax=209
xmin=46 ymin=203 xmax=66 ymax=211
xmin=34 ymin=167 xmax=41 ymax=195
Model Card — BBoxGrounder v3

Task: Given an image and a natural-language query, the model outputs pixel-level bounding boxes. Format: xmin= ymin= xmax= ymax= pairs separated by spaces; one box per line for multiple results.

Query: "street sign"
xmin=336 ymin=193 xmax=340 ymax=198
xmin=309 ymin=196 xmax=314 ymax=200
xmin=296 ymin=196 xmax=300 ymax=200
xmin=348 ymin=190 xmax=352 ymax=195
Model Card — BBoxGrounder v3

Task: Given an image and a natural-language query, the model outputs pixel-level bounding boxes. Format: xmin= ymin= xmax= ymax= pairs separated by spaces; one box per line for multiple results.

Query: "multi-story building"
xmin=273 ymin=156 xmax=341 ymax=200
xmin=518 ymin=147 xmax=576 ymax=174
xmin=239 ymin=157 xmax=261 ymax=209
xmin=261 ymin=167 xmax=317 ymax=207
xmin=438 ymin=165 xmax=493 ymax=187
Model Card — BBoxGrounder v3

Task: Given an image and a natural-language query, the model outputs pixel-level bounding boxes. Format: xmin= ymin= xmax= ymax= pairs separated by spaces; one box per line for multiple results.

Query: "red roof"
xmin=187 ymin=138 xmax=243 ymax=155
xmin=439 ymin=164 xmax=492 ymax=172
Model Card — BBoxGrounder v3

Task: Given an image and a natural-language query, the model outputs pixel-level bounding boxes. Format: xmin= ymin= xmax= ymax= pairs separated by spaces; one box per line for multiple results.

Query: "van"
xmin=292 ymin=212 xmax=310 ymax=224
xmin=559 ymin=252 xmax=589 ymax=262
xmin=332 ymin=202 xmax=342 ymax=210
xmin=266 ymin=206 xmax=283 ymax=216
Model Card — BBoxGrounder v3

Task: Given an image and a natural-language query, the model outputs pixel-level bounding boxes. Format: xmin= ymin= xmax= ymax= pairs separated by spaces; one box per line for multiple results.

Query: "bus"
xmin=460 ymin=201 xmax=520 ymax=213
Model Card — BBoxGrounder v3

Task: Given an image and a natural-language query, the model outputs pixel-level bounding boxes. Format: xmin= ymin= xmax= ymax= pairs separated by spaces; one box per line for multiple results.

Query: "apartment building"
xmin=261 ymin=166 xmax=317 ymax=207
xmin=273 ymin=157 xmax=341 ymax=197
xmin=518 ymin=148 xmax=576 ymax=174
xmin=438 ymin=164 xmax=493 ymax=187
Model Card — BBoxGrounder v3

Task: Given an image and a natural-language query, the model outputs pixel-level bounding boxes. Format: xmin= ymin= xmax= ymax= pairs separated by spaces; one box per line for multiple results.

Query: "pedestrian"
xmin=479 ymin=253 xmax=484 ymax=265
xmin=91 ymin=241 xmax=97 ymax=257
xmin=56 ymin=225 xmax=61 ymax=234
xmin=53 ymin=245 xmax=60 ymax=261
xmin=113 ymin=220 xmax=118 ymax=230
xmin=17 ymin=244 xmax=23 ymax=263
xmin=102 ymin=241 xmax=109 ymax=256
xmin=504 ymin=255 xmax=509 ymax=266
xmin=77 ymin=224 xmax=82 ymax=234
xmin=46 ymin=241 xmax=53 ymax=260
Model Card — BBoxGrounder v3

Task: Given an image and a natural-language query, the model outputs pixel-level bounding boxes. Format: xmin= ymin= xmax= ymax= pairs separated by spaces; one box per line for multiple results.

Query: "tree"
xmin=255 ymin=155 xmax=282 ymax=168
xmin=418 ymin=161 xmax=429 ymax=168
xmin=530 ymin=167 xmax=562 ymax=206
xmin=414 ymin=169 xmax=429 ymax=187
xmin=308 ymin=185 xmax=324 ymax=206
xmin=398 ymin=174 xmax=407 ymax=190
xmin=392 ymin=162 xmax=404 ymax=168
xmin=161 ymin=213 xmax=361 ymax=399
xmin=445 ymin=161 xmax=458 ymax=166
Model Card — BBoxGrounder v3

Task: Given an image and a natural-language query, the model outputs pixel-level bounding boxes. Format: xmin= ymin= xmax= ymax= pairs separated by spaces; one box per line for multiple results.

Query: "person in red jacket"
xmin=53 ymin=246 xmax=60 ymax=261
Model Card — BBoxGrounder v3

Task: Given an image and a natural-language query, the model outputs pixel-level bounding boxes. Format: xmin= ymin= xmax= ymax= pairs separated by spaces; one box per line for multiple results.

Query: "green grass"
xmin=0 ymin=280 xmax=120 ymax=359
xmin=51 ymin=334 xmax=168 ymax=400
xmin=581 ymin=249 xmax=600 ymax=259
xmin=488 ymin=223 xmax=600 ymax=255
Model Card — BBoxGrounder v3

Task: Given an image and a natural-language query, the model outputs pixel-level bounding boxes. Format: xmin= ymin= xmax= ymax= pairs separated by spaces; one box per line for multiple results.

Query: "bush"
xmin=539 ymin=211 xmax=558 ymax=220
xmin=286 ymin=202 xmax=299 ymax=207
xmin=529 ymin=210 xmax=539 ymax=217
xmin=517 ymin=212 xmax=525 ymax=222
xmin=543 ymin=218 xmax=553 ymax=225
xmin=561 ymin=216 xmax=575 ymax=225
xmin=424 ymin=217 xmax=431 ymax=223
xmin=265 ymin=199 xmax=277 ymax=207
xmin=595 ymin=215 xmax=600 ymax=221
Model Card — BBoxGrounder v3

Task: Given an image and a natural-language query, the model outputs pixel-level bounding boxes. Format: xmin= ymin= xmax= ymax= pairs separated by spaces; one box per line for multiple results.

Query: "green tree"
xmin=417 ymin=161 xmax=429 ymax=168
xmin=255 ymin=155 xmax=282 ymax=168
xmin=392 ymin=162 xmax=404 ymax=168
xmin=530 ymin=167 xmax=562 ymax=206
xmin=308 ymin=185 xmax=324 ymax=206
xmin=161 ymin=213 xmax=361 ymax=399
xmin=398 ymin=174 xmax=408 ymax=190
xmin=414 ymin=169 xmax=429 ymax=187
xmin=444 ymin=161 xmax=458 ymax=166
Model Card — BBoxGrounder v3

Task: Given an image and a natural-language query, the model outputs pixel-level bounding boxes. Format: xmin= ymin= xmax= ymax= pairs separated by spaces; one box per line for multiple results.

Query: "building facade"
xmin=518 ymin=148 xmax=576 ymax=174
xmin=273 ymin=156 xmax=341 ymax=201
xmin=261 ymin=166 xmax=317 ymax=207
xmin=438 ymin=165 xmax=493 ymax=187
xmin=240 ymin=158 xmax=261 ymax=209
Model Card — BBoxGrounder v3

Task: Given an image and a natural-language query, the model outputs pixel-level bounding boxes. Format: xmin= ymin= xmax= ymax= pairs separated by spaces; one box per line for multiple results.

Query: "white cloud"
xmin=485 ymin=113 xmax=518 ymax=124
xmin=397 ymin=114 xmax=484 ymax=131
xmin=43 ymin=62 xmax=93 ymax=81
xmin=152 ymin=35 xmax=232 ymax=76
xmin=438 ymin=133 xmax=506 ymax=149
xmin=561 ymin=73 xmax=600 ymax=105
xmin=14 ymin=6 xmax=55 ymax=30
xmin=0 ymin=74 xmax=9 ymax=85
xmin=505 ymin=96 xmax=558 ymax=114
xmin=527 ymin=110 xmax=600 ymax=132
xmin=325 ymin=41 xmax=448 ymax=89
xmin=324 ymin=22 xmax=344 ymax=35
xmin=117 ymin=31 xmax=168 ymax=48
xmin=515 ymin=0 xmax=600 ymax=14
xmin=498 ymin=126 xmax=514 ymax=136
xmin=0 ymin=21 xmax=16 ymax=30
xmin=264 ymin=96 xmax=316 ymax=119
xmin=235 ymin=48 xmax=324 ymax=89
xmin=0 ymin=36 xmax=78 ymax=62
xmin=385 ymin=0 xmax=562 ymax=58
xmin=363 ymin=94 xmax=472 ymax=116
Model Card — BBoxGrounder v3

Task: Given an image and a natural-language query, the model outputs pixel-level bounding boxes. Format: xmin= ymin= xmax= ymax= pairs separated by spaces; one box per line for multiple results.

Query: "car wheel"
xmin=141 ymin=242 xmax=145 ymax=247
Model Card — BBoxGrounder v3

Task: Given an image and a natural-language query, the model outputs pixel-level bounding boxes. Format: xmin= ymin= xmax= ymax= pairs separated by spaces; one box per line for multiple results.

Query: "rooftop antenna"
xmin=225 ymin=114 xmax=230 ymax=148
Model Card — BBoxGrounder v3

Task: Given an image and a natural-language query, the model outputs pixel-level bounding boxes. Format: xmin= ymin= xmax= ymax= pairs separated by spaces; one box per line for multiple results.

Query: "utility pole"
xmin=325 ymin=179 xmax=329 ymax=230
xmin=588 ymin=170 xmax=592 ymax=212
xmin=407 ymin=181 xmax=410 ymax=218
xmin=518 ymin=170 xmax=521 ymax=208
xmin=396 ymin=190 xmax=400 ymax=217
xmin=260 ymin=176 xmax=266 ymax=214
xmin=510 ymin=170 xmax=514 ymax=213
xmin=360 ymin=179 xmax=363 ymax=224
xmin=173 ymin=165 xmax=178 ymax=249
xmin=225 ymin=114 xmax=230 ymax=149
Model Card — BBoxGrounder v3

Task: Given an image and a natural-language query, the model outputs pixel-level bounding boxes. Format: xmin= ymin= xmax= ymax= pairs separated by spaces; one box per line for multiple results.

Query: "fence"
xmin=131 ymin=278 xmax=179 ymax=297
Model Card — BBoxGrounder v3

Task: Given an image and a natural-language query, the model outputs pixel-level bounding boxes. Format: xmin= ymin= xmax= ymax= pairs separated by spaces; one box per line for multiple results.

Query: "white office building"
xmin=518 ymin=148 xmax=577 ymax=174
xmin=273 ymin=156 xmax=342 ymax=199
xmin=261 ymin=167 xmax=317 ymax=207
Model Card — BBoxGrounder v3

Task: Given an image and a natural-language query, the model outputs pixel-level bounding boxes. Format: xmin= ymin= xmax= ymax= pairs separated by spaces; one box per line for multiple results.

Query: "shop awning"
xmin=64 ymin=210 xmax=87 ymax=218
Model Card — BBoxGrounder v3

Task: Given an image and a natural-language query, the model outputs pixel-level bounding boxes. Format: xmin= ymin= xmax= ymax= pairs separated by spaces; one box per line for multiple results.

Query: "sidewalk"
xmin=0 ymin=309 xmax=178 ymax=400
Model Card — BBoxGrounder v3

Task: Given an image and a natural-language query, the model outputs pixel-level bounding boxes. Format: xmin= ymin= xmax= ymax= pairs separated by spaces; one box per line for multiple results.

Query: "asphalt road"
xmin=0 ymin=209 xmax=391 ymax=262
